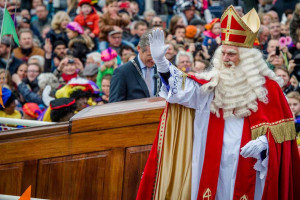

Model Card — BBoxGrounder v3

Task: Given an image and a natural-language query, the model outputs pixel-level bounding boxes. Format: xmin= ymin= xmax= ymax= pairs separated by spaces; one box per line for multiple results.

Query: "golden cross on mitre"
xmin=221 ymin=5 xmax=260 ymax=48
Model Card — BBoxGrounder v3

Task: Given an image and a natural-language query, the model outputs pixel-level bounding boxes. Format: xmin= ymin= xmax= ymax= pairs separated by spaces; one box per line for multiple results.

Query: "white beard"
xmin=196 ymin=62 xmax=267 ymax=119
xmin=195 ymin=46 xmax=283 ymax=119
xmin=213 ymin=62 xmax=267 ymax=118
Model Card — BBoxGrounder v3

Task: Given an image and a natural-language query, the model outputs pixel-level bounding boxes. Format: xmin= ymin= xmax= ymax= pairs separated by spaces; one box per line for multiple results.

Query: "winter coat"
xmin=74 ymin=7 xmax=100 ymax=36
xmin=17 ymin=82 xmax=44 ymax=105
xmin=0 ymin=56 xmax=23 ymax=75
xmin=46 ymin=29 xmax=69 ymax=47
xmin=13 ymin=47 xmax=45 ymax=62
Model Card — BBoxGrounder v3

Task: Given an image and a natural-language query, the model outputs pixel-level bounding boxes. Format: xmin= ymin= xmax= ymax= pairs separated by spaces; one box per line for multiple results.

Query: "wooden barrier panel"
xmin=0 ymin=98 xmax=165 ymax=199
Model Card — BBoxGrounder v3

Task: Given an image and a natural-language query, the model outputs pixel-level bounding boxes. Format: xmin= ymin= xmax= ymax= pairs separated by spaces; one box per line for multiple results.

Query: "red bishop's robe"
xmin=136 ymin=76 xmax=300 ymax=200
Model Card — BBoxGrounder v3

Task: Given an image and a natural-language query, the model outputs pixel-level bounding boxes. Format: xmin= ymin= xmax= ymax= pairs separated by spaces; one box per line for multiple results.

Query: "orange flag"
xmin=18 ymin=185 xmax=31 ymax=200
xmin=0 ymin=85 xmax=4 ymax=108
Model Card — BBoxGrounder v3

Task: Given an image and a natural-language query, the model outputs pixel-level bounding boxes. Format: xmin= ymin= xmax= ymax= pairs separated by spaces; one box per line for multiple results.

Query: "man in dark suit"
xmin=109 ymin=31 xmax=161 ymax=102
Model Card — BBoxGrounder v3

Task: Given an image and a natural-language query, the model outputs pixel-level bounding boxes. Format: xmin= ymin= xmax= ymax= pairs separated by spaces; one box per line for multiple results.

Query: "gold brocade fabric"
xmin=154 ymin=104 xmax=195 ymax=200
xmin=251 ymin=118 xmax=296 ymax=143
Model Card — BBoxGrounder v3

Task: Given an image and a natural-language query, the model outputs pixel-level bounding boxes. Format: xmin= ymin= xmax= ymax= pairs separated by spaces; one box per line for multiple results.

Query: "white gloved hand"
xmin=149 ymin=29 xmax=170 ymax=73
xmin=241 ymin=135 xmax=269 ymax=180
xmin=42 ymin=85 xmax=55 ymax=106
xmin=240 ymin=135 xmax=268 ymax=159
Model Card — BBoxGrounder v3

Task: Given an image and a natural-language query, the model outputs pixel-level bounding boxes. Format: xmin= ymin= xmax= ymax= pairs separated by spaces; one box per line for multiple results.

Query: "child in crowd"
xmin=54 ymin=56 xmax=84 ymax=87
xmin=96 ymin=48 xmax=118 ymax=89
xmin=46 ymin=11 xmax=70 ymax=46
xmin=287 ymin=91 xmax=300 ymax=145
xmin=66 ymin=21 xmax=84 ymax=40
xmin=74 ymin=0 xmax=100 ymax=38
xmin=98 ymin=74 xmax=111 ymax=105
xmin=203 ymin=18 xmax=221 ymax=53
xmin=66 ymin=21 xmax=95 ymax=64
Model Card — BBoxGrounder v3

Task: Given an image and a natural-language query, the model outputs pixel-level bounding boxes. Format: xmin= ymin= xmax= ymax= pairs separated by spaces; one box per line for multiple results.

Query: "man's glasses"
xmin=153 ymin=21 xmax=163 ymax=27
xmin=179 ymin=60 xmax=191 ymax=64
xmin=27 ymin=70 xmax=39 ymax=73
xmin=111 ymin=36 xmax=122 ymax=40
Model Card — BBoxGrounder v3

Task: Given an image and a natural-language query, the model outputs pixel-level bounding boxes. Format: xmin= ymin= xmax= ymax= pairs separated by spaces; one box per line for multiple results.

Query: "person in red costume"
xmin=137 ymin=5 xmax=300 ymax=200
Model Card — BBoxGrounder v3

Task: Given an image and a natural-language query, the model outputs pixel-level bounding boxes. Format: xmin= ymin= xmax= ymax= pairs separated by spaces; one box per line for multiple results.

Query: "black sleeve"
xmin=44 ymin=58 xmax=52 ymax=73
xmin=109 ymin=67 xmax=127 ymax=103
xmin=159 ymin=71 xmax=171 ymax=85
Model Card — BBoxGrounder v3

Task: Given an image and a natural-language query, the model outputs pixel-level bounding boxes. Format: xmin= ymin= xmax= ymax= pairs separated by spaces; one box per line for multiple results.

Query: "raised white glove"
xmin=42 ymin=85 xmax=54 ymax=106
xmin=149 ymin=29 xmax=170 ymax=73
xmin=240 ymin=135 xmax=268 ymax=159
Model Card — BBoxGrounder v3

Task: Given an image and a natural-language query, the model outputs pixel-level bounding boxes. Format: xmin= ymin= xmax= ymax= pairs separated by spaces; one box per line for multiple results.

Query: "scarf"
xmin=61 ymin=73 xmax=78 ymax=83
xmin=203 ymin=30 xmax=220 ymax=39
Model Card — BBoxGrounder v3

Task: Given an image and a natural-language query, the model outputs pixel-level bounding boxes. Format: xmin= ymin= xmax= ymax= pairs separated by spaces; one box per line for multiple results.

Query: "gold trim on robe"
xmin=154 ymin=104 xmax=194 ymax=200
xmin=251 ymin=118 xmax=296 ymax=143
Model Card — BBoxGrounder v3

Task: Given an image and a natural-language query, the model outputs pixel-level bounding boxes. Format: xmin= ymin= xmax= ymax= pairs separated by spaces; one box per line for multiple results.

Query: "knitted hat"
xmin=66 ymin=22 xmax=84 ymax=35
xmin=186 ymin=25 xmax=200 ymax=39
xmin=23 ymin=103 xmax=41 ymax=119
xmin=78 ymin=0 xmax=92 ymax=7
xmin=53 ymin=40 xmax=66 ymax=50
xmin=101 ymin=48 xmax=118 ymax=62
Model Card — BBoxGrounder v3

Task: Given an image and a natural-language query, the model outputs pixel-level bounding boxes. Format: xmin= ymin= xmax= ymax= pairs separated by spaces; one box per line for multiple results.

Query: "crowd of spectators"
xmin=0 ymin=0 xmax=299 ymax=141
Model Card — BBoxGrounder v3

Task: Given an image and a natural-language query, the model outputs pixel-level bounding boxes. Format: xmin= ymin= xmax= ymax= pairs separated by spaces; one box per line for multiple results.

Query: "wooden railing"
xmin=0 ymin=97 xmax=166 ymax=200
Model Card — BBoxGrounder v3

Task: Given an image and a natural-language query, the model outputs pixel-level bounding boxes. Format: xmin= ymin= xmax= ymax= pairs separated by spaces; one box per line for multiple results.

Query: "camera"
xmin=275 ymin=46 xmax=280 ymax=56
xmin=195 ymin=42 xmax=202 ymax=51
xmin=68 ymin=58 xmax=74 ymax=64
xmin=295 ymin=58 xmax=300 ymax=66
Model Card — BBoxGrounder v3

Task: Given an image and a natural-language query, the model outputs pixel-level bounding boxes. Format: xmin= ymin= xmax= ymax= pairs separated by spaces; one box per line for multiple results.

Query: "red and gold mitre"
xmin=221 ymin=5 xmax=260 ymax=48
